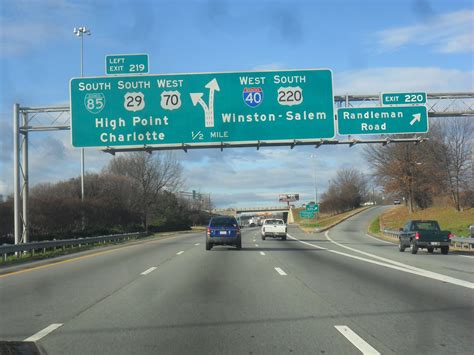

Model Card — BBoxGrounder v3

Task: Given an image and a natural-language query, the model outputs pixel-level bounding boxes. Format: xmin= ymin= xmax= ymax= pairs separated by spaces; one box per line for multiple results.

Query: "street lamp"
xmin=310 ymin=153 xmax=318 ymax=203
xmin=73 ymin=26 xmax=91 ymax=201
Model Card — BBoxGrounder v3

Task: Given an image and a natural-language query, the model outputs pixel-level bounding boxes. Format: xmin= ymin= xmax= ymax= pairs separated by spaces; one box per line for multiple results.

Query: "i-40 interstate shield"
xmin=69 ymin=69 xmax=335 ymax=148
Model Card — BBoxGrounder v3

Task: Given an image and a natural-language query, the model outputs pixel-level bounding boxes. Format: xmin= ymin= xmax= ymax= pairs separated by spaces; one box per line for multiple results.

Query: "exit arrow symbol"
xmin=410 ymin=113 xmax=421 ymax=126
xmin=190 ymin=78 xmax=220 ymax=128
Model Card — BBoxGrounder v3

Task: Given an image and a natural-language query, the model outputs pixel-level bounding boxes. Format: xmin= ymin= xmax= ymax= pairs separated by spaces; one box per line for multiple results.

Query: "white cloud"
xmin=375 ymin=9 xmax=474 ymax=54
xmin=0 ymin=0 xmax=84 ymax=56
xmin=335 ymin=67 xmax=474 ymax=94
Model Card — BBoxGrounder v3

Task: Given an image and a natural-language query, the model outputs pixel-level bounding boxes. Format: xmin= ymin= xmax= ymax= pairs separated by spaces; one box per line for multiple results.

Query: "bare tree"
xmin=364 ymin=135 xmax=445 ymax=213
xmin=105 ymin=151 xmax=183 ymax=230
xmin=433 ymin=118 xmax=474 ymax=211
xmin=320 ymin=168 xmax=367 ymax=214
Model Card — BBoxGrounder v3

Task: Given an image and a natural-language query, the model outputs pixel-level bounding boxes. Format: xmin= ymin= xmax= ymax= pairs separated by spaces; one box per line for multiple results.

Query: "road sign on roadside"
xmin=106 ymin=54 xmax=149 ymax=75
xmin=337 ymin=106 xmax=428 ymax=136
xmin=70 ymin=69 xmax=335 ymax=148
xmin=306 ymin=204 xmax=319 ymax=212
xmin=381 ymin=92 xmax=426 ymax=106
xmin=299 ymin=211 xmax=315 ymax=219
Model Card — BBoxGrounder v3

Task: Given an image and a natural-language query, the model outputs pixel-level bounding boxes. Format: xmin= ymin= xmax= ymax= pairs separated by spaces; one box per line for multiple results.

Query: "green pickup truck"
xmin=398 ymin=220 xmax=453 ymax=255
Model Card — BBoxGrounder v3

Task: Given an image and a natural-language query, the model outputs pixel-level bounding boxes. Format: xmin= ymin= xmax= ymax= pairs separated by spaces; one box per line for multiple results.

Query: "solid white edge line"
xmin=287 ymin=234 xmax=327 ymax=250
xmin=458 ymin=255 xmax=474 ymax=259
xmin=288 ymin=232 xmax=474 ymax=289
xmin=274 ymin=267 xmax=287 ymax=276
xmin=24 ymin=323 xmax=63 ymax=342
xmin=260 ymin=251 xmax=266 ymax=256
xmin=177 ymin=251 xmax=184 ymax=255
xmin=325 ymin=231 xmax=474 ymax=289
xmin=335 ymin=325 xmax=380 ymax=355
xmin=140 ymin=267 xmax=157 ymax=275
xmin=364 ymin=233 xmax=394 ymax=244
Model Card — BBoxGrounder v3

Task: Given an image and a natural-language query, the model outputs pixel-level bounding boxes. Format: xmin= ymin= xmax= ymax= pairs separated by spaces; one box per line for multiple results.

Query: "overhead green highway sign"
xmin=337 ymin=106 xmax=428 ymax=136
xmin=299 ymin=211 xmax=315 ymax=219
xmin=306 ymin=204 xmax=319 ymax=212
xmin=381 ymin=92 xmax=426 ymax=106
xmin=105 ymin=54 xmax=149 ymax=75
xmin=70 ymin=69 xmax=334 ymax=148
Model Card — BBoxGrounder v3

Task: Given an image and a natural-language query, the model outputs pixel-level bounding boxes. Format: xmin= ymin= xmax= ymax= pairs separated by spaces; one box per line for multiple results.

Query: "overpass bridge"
xmin=212 ymin=206 xmax=295 ymax=223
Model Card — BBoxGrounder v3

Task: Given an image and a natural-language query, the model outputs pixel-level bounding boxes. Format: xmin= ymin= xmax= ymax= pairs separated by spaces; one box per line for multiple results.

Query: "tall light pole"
xmin=73 ymin=26 xmax=91 ymax=202
xmin=310 ymin=153 xmax=318 ymax=203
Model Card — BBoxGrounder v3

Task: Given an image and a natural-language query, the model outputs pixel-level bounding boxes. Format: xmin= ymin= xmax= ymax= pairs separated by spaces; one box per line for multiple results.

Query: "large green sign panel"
xmin=70 ymin=69 xmax=334 ymax=148
xmin=337 ymin=106 xmax=428 ymax=135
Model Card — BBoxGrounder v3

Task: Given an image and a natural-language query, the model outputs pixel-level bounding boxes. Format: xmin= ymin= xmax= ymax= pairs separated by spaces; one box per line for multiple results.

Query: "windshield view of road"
xmin=0 ymin=1 xmax=473 ymax=354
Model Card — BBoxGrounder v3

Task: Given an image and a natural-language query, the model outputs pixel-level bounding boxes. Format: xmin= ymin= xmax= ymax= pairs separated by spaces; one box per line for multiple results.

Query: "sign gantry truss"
xmin=12 ymin=92 xmax=474 ymax=244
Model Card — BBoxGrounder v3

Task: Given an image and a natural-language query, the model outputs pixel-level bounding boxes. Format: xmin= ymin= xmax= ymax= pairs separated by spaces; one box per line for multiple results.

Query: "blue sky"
xmin=1 ymin=0 xmax=473 ymax=207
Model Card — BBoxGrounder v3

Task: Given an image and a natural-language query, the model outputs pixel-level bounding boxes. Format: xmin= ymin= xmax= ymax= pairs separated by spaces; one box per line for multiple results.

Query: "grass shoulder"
xmin=294 ymin=206 xmax=370 ymax=233
xmin=376 ymin=205 xmax=473 ymax=236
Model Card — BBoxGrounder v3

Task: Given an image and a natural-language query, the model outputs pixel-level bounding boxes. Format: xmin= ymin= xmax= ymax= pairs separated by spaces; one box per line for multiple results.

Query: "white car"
xmin=261 ymin=219 xmax=287 ymax=240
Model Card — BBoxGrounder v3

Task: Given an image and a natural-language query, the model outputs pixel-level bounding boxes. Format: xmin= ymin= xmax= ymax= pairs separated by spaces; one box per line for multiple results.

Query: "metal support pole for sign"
xmin=74 ymin=26 xmax=91 ymax=203
xmin=13 ymin=104 xmax=20 ymax=246
xmin=21 ymin=111 xmax=29 ymax=243
xmin=80 ymin=32 xmax=85 ymax=203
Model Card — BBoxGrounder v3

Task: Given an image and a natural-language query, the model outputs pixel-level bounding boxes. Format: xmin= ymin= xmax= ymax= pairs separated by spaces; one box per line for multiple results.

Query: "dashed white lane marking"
xmin=274 ymin=267 xmax=287 ymax=276
xmin=335 ymin=326 xmax=380 ymax=355
xmin=194 ymin=243 xmax=200 ymax=246
xmin=255 ymin=244 xmax=259 ymax=247
xmin=287 ymin=233 xmax=474 ymax=290
xmin=24 ymin=323 xmax=63 ymax=342
xmin=177 ymin=251 xmax=184 ymax=255
xmin=140 ymin=267 xmax=157 ymax=275
xmin=458 ymin=255 xmax=474 ymax=259
xmin=260 ymin=251 xmax=266 ymax=256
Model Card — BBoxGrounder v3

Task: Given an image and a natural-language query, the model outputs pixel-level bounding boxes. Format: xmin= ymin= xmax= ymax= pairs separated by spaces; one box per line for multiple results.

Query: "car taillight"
xmin=415 ymin=232 xmax=421 ymax=240
xmin=207 ymin=227 xmax=211 ymax=236
xmin=237 ymin=230 xmax=241 ymax=236
xmin=448 ymin=233 xmax=454 ymax=239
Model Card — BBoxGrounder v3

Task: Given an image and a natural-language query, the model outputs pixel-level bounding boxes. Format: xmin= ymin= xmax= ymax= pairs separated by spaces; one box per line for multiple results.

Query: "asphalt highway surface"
xmin=0 ymin=207 xmax=473 ymax=354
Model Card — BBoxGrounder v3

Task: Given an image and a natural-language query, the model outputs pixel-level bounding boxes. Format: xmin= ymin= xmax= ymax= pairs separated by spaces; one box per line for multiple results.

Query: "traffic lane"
xmin=0 ymin=231 xmax=204 ymax=340
xmin=278 ymin=230 xmax=473 ymax=354
xmin=40 ymin=226 xmax=372 ymax=354
xmin=326 ymin=207 xmax=474 ymax=282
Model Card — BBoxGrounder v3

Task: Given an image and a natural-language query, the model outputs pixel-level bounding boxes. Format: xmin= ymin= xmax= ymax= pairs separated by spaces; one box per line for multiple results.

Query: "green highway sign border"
xmin=337 ymin=105 xmax=429 ymax=136
xmin=381 ymin=92 xmax=427 ymax=106
xmin=105 ymin=53 xmax=149 ymax=75
xmin=70 ymin=68 xmax=336 ymax=149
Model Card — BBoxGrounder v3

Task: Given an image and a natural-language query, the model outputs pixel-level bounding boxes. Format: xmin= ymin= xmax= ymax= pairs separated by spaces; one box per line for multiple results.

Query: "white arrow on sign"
xmin=410 ymin=113 xmax=421 ymax=126
xmin=190 ymin=78 xmax=220 ymax=128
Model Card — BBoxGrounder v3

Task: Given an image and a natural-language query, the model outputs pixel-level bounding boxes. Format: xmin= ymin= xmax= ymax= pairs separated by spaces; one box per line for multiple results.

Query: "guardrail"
xmin=382 ymin=229 xmax=474 ymax=251
xmin=0 ymin=232 xmax=146 ymax=262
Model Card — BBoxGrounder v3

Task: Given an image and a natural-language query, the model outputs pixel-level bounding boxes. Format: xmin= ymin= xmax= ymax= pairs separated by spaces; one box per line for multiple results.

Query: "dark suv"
xmin=206 ymin=216 xmax=241 ymax=250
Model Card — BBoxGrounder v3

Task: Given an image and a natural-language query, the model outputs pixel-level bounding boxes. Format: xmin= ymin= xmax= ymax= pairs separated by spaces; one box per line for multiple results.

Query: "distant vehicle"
xmin=393 ymin=199 xmax=401 ymax=205
xmin=398 ymin=220 xmax=453 ymax=254
xmin=206 ymin=216 xmax=241 ymax=250
xmin=261 ymin=219 xmax=287 ymax=240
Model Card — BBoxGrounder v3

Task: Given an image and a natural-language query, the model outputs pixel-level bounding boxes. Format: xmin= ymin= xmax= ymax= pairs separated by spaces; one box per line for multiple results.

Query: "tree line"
xmin=319 ymin=118 xmax=472 ymax=214
xmin=0 ymin=152 xmax=212 ymax=244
